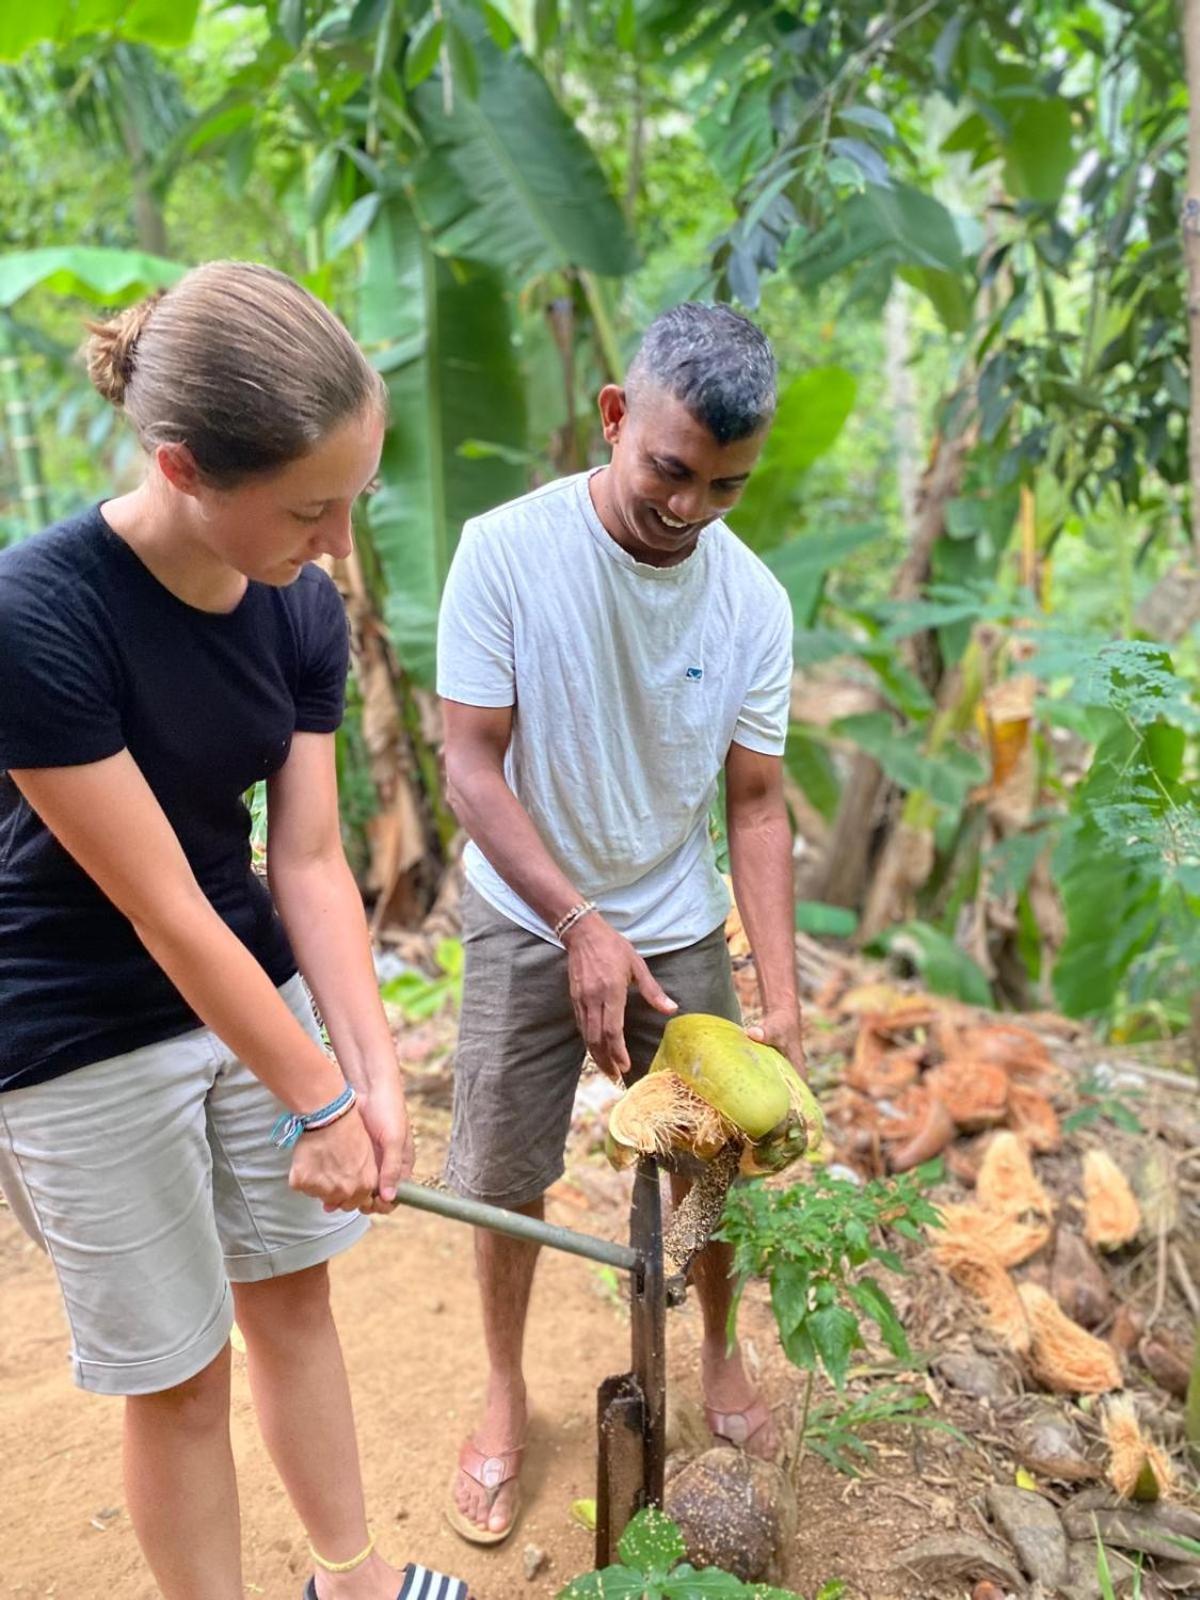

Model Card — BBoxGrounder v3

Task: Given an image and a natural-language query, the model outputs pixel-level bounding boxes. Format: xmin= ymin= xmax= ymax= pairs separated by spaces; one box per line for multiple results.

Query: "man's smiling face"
xmin=595 ymin=383 xmax=770 ymax=566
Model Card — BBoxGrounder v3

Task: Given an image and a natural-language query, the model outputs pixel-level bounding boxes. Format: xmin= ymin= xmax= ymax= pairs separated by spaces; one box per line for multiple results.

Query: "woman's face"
xmin=170 ymin=406 xmax=386 ymax=586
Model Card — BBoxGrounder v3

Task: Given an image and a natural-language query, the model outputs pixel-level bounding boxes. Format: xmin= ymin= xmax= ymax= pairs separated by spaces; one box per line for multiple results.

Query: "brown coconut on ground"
xmin=665 ymin=1447 xmax=797 ymax=1584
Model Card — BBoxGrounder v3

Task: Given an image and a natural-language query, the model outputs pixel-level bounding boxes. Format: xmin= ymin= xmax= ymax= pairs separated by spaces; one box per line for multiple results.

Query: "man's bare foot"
xmin=451 ymin=1377 xmax=527 ymax=1536
xmin=701 ymin=1340 xmax=778 ymax=1459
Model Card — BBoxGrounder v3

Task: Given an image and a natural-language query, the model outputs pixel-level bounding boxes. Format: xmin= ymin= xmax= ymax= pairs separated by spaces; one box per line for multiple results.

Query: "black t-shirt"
xmin=0 ymin=505 xmax=349 ymax=1091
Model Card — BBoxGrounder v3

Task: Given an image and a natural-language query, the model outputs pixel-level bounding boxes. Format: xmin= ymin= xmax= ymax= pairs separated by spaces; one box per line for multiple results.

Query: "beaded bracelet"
xmin=270 ymin=1083 xmax=357 ymax=1150
xmin=553 ymin=900 xmax=597 ymax=941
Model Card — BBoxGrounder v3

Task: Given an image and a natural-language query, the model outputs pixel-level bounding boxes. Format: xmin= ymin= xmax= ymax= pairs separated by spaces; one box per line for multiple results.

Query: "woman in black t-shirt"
xmin=0 ymin=263 xmax=468 ymax=1600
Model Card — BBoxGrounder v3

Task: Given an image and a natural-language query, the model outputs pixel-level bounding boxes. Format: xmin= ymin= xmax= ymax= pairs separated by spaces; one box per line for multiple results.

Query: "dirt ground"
xmin=7 ymin=962 xmax=1199 ymax=1600
xmin=1 ymin=1095 xmax=950 ymax=1600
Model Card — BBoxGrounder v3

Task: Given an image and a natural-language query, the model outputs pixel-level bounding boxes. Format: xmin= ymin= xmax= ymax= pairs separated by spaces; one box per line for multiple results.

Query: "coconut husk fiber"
xmin=976 ymin=1131 xmax=1054 ymax=1219
xmin=1018 ymin=1283 xmax=1124 ymax=1394
xmin=1083 ymin=1150 xmax=1141 ymax=1252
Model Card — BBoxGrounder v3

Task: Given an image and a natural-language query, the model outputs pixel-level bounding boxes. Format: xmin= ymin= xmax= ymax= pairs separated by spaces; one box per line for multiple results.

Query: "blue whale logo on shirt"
xmin=685 ymin=666 xmax=703 ymax=682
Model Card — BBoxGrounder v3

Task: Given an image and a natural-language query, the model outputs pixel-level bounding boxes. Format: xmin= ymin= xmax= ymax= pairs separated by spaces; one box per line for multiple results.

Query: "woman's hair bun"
xmin=85 ymin=292 xmax=165 ymax=406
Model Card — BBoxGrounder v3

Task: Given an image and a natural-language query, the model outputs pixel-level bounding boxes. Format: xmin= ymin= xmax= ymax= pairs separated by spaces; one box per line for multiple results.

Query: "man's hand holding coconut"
xmin=437 ymin=303 xmax=801 ymax=1543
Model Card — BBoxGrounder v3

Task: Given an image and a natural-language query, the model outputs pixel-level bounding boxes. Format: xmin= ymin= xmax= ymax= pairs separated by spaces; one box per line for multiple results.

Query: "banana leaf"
xmin=410 ymin=14 xmax=637 ymax=281
xmin=0 ymin=247 xmax=185 ymax=311
xmin=0 ymin=0 xmax=200 ymax=60
xmin=359 ymin=199 xmax=527 ymax=686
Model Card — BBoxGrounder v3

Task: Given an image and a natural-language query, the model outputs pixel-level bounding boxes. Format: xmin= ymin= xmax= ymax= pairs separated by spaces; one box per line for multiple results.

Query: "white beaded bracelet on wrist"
xmin=553 ymin=900 xmax=597 ymax=941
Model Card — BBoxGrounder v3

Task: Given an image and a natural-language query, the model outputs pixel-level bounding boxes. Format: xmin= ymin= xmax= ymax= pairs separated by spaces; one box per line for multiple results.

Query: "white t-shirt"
xmin=436 ymin=470 xmax=793 ymax=954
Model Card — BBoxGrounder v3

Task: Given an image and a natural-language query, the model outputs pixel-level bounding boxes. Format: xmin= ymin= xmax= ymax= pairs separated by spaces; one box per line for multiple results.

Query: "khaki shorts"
xmin=446 ymin=887 xmax=741 ymax=1208
xmin=0 ymin=974 xmax=368 ymax=1395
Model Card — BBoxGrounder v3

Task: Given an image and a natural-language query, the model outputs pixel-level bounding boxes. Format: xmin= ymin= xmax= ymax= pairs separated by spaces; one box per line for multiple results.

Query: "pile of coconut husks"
xmin=762 ymin=939 xmax=1200 ymax=1600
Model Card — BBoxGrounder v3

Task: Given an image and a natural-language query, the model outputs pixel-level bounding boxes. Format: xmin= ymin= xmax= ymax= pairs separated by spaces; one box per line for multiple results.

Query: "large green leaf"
xmin=727 ymin=367 xmax=858 ymax=552
xmin=0 ymin=0 xmax=200 ymax=59
xmin=360 ymin=200 xmax=527 ymax=686
xmin=0 ymin=247 xmax=186 ymax=310
xmin=871 ymin=921 xmax=992 ymax=1007
xmin=410 ymin=15 xmax=637 ymax=280
xmin=762 ymin=522 xmax=882 ymax=620
xmin=833 ymin=711 xmax=986 ymax=813
xmin=997 ymin=97 xmax=1075 ymax=206
xmin=795 ymin=183 xmax=965 ymax=288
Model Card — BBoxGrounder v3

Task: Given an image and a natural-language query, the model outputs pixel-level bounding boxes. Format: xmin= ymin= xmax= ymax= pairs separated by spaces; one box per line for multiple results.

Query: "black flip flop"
xmin=304 ymin=1562 xmax=469 ymax=1600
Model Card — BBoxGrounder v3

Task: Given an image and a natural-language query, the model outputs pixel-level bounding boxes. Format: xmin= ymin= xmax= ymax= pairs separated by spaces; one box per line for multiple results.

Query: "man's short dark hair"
xmin=625 ymin=302 xmax=777 ymax=445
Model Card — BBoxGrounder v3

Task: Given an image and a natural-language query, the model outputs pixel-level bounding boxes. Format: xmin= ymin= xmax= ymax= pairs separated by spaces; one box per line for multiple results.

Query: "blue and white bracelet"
xmin=271 ymin=1084 xmax=357 ymax=1150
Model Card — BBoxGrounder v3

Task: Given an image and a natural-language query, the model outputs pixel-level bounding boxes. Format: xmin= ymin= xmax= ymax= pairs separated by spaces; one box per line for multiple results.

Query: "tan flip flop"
xmin=444 ymin=1438 xmax=525 ymax=1546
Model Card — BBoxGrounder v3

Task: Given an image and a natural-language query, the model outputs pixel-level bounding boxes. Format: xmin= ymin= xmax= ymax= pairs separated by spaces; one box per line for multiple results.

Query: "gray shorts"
xmin=0 ymin=974 xmax=368 ymax=1396
xmin=445 ymin=888 xmax=741 ymax=1208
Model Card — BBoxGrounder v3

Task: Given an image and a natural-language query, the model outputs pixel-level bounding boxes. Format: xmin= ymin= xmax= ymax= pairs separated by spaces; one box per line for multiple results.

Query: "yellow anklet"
xmin=310 ymin=1531 xmax=376 ymax=1574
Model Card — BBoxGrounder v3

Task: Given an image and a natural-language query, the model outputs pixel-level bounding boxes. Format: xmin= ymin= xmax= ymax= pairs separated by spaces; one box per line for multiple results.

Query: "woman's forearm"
xmin=134 ymin=892 xmax=346 ymax=1111
xmin=268 ymin=850 xmax=398 ymax=1094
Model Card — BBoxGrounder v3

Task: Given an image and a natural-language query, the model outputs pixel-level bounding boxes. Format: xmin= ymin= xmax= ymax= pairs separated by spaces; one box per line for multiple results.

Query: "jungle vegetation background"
xmin=1 ymin=0 xmax=1197 ymax=1046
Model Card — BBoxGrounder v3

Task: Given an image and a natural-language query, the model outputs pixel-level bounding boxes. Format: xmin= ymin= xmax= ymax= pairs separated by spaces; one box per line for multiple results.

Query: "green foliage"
xmin=0 ymin=0 xmax=200 ymax=61
xmin=557 ymin=1508 xmax=817 ymax=1599
xmin=379 ymin=938 xmax=464 ymax=1020
xmin=359 ymin=198 xmax=526 ymax=685
xmin=0 ymin=245 xmax=184 ymax=309
xmin=1060 ymin=1070 xmax=1144 ymax=1136
xmin=802 ymin=1382 xmax=961 ymax=1478
xmin=728 ymin=368 xmax=858 ymax=551
xmin=719 ymin=1169 xmax=940 ymax=1391
xmin=411 ymin=12 xmax=638 ymax=279
xmin=867 ymin=922 xmax=993 ymax=1007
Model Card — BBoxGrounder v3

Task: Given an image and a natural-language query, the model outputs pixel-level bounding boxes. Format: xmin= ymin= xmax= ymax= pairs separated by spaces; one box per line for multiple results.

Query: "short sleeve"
xmin=0 ymin=572 xmax=125 ymax=769
xmin=293 ymin=569 xmax=350 ymax=734
xmin=436 ymin=520 xmax=516 ymax=707
xmin=733 ymin=586 xmax=792 ymax=757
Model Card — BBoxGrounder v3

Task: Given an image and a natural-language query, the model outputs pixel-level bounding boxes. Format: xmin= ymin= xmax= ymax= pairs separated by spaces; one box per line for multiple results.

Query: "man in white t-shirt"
xmin=436 ymin=303 xmax=802 ymax=1544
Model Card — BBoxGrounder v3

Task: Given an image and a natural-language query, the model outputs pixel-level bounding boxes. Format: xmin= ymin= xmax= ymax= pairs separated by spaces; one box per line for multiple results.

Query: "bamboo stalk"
xmin=0 ymin=317 xmax=50 ymax=534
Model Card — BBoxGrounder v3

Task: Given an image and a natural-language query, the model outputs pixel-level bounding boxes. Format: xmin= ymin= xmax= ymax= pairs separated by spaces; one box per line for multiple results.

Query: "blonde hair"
xmin=86 ymin=261 xmax=386 ymax=485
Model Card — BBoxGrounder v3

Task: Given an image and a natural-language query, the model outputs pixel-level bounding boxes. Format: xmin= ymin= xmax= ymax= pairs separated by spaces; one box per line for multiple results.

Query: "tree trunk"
xmin=323 ymin=548 xmax=445 ymax=932
xmin=884 ymin=283 xmax=919 ymax=531
xmin=118 ymin=108 xmax=169 ymax=257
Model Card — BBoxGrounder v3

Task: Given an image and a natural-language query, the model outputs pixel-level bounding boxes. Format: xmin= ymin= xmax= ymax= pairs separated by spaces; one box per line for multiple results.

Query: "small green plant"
xmin=1061 ymin=1069 xmax=1145 ymax=1135
xmin=378 ymin=938 xmax=464 ymax=1020
xmin=720 ymin=1168 xmax=940 ymax=1389
xmin=1095 ymin=1527 xmax=1142 ymax=1600
xmin=719 ymin=1167 xmax=941 ymax=1473
xmin=802 ymin=1383 xmax=961 ymax=1478
xmin=558 ymin=1509 xmax=840 ymax=1599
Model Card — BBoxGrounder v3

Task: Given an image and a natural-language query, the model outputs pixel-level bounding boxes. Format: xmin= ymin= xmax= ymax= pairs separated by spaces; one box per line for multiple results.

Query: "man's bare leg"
xmin=670 ymin=1171 xmax=778 ymax=1458
xmin=453 ymin=1197 xmax=543 ymax=1534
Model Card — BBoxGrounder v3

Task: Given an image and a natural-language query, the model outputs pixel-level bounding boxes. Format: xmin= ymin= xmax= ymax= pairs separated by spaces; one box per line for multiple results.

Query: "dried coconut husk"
xmin=1050 ymin=1230 xmax=1111 ymax=1330
xmin=1083 ymin=1150 xmax=1141 ymax=1252
xmin=846 ymin=1028 xmax=921 ymax=1098
xmin=887 ymin=1091 xmax=955 ymax=1173
xmin=976 ymin=1131 xmax=1054 ymax=1219
xmin=932 ymin=1237 xmax=1031 ymax=1353
xmin=925 ymin=1057 xmax=1010 ymax=1130
xmin=1018 ymin=1283 xmax=1123 ymax=1394
xmin=839 ymin=983 xmax=940 ymax=1018
xmin=936 ymin=1202 xmax=1050 ymax=1267
xmin=1137 ymin=1332 xmax=1191 ymax=1401
xmin=1006 ymin=1081 xmax=1062 ymax=1154
xmin=942 ymin=1019 xmax=1068 ymax=1096
xmin=1102 ymin=1395 xmax=1174 ymax=1502
xmin=825 ymin=1087 xmax=883 ymax=1157
xmin=876 ymin=1084 xmax=935 ymax=1144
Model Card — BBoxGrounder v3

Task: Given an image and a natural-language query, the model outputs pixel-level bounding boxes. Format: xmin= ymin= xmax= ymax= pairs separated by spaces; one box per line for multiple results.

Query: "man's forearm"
xmin=727 ymin=793 xmax=798 ymax=1012
xmin=446 ymin=763 xmax=584 ymax=928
